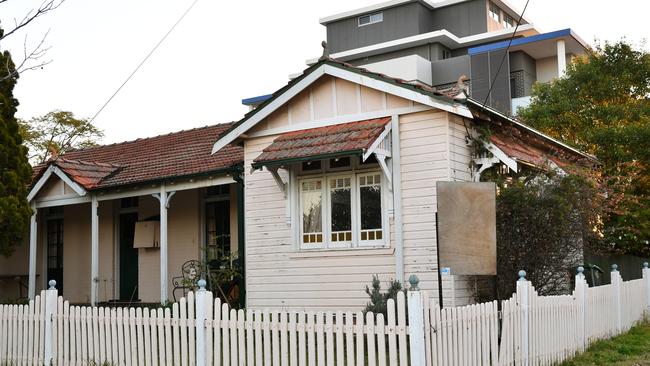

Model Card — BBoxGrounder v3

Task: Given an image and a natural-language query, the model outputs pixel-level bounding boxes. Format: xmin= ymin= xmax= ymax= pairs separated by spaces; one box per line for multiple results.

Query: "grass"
xmin=561 ymin=320 xmax=650 ymax=366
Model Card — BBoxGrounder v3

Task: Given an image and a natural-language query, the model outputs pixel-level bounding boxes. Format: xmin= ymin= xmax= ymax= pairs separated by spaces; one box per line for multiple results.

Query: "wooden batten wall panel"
xmin=311 ymin=76 xmax=335 ymax=120
xmin=288 ymin=90 xmax=311 ymax=124
xmin=335 ymin=79 xmax=360 ymax=115
xmin=360 ymin=85 xmax=384 ymax=112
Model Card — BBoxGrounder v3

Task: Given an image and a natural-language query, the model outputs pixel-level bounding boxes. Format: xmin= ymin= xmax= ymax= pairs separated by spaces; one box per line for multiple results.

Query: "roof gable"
xmin=211 ymin=59 xmax=473 ymax=155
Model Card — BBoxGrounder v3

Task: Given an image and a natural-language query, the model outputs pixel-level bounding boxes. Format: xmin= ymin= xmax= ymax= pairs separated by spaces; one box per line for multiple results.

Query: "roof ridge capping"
xmin=68 ymin=121 xmax=235 ymax=154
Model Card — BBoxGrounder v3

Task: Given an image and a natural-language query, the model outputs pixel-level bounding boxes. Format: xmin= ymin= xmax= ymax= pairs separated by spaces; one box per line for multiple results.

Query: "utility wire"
xmin=480 ymin=0 xmax=531 ymax=110
xmin=89 ymin=0 xmax=200 ymax=123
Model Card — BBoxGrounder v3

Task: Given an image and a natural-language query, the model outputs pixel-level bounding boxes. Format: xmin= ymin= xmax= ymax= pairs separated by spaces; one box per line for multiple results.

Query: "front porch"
xmin=27 ymin=170 xmax=244 ymax=306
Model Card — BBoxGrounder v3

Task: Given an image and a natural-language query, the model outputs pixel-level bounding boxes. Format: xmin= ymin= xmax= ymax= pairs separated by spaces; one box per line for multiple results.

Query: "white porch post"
xmin=160 ymin=186 xmax=168 ymax=304
xmin=557 ymin=39 xmax=567 ymax=77
xmin=91 ymin=195 xmax=99 ymax=306
xmin=28 ymin=202 xmax=38 ymax=299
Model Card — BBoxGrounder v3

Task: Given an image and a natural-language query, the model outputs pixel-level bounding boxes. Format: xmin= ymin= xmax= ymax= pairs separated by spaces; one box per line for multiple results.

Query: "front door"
xmin=205 ymin=200 xmax=231 ymax=262
xmin=119 ymin=212 xmax=139 ymax=301
xmin=46 ymin=218 xmax=64 ymax=295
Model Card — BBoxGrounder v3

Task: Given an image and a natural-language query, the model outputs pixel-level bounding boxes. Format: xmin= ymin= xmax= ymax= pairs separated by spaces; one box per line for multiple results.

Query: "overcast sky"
xmin=1 ymin=0 xmax=648 ymax=144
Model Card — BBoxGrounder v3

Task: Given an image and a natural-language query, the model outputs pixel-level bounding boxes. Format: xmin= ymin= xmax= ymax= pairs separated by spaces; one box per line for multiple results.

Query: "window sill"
xmin=290 ymin=247 xmax=394 ymax=259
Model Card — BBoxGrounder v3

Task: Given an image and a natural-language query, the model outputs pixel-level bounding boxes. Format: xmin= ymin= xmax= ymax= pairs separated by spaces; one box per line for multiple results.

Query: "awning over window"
xmin=489 ymin=132 xmax=573 ymax=170
xmin=251 ymin=117 xmax=391 ymax=169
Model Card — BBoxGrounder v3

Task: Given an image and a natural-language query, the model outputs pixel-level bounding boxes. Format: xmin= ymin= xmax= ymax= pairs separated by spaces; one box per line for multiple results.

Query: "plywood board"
xmin=436 ymin=182 xmax=496 ymax=275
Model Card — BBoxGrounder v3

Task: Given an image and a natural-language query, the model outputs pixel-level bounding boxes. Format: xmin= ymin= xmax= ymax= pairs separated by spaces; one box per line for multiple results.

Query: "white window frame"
xmin=326 ymin=173 xmax=355 ymax=248
xmin=356 ymin=171 xmax=385 ymax=247
xmin=296 ymin=157 xmax=387 ymax=250
xmin=358 ymin=12 xmax=383 ymax=27
xmin=299 ymin=176 xmax=326 ymax=249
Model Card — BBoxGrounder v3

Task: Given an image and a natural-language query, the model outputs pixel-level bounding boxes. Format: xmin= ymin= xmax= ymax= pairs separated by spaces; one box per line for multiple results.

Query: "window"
xmin=120 ymin=197 xmax=139 ymax=209
xmin=358 ymin=12 xmax=383 ymax=27
xmin=489 ymin=2 xmax=500 ymax=23
xmin=298 ymin=163 xmax=385 ymax=250
xmin=503 ymin=14 xmax=515 ymax=29
xmin=301 ymin=179 xmax=324 ymax=247
xmin=442 ymin=49 xmax=452 ymax=60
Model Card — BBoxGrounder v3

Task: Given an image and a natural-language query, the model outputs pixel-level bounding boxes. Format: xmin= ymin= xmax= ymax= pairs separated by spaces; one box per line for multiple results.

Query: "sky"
xmin=1 ymin=0 xmax=648 ymax=144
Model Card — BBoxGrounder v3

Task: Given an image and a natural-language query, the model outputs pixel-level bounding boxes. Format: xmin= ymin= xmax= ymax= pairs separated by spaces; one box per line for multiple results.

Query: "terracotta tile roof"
xmin=253 ymin=117 xmax=391 ymax=167
xmin=31 ymin=123 xmax=243 ymax=191
xmin=55 ymin=158 xmax=122 ymax=189
xmin=490 ymin=132 xmax=574 ymax=169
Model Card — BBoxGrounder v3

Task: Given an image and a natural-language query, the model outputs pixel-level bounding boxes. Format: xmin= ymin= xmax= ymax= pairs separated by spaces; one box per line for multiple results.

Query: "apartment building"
xmin=244 ymin=0 xmax=589 ymax=115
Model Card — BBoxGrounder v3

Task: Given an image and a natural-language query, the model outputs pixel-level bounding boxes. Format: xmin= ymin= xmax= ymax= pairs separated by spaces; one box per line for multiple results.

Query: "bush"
xmin=363 ymin=275 xmax=404 ymax=318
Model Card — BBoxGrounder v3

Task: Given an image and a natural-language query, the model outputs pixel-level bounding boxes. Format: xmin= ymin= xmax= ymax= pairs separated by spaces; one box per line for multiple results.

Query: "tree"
xmin=19 ymin=110 xmax=103 ymax=165
xmin=493 ymin=173 xmax=605 ymax=297
xmin=518 ymin=41 xmax=650 ymax=257
xmin=0 ymin=27 xmax=33 ymax=257
xmin=0 ymin=0 xmax=65 ymax=80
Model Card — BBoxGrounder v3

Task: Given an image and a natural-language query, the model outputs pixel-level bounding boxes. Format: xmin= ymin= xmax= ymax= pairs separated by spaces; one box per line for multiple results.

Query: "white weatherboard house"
xmin=0 ymin=59 xmax=593 ymax=310
xmin=211 ymin=58 xmax=594 ymax=310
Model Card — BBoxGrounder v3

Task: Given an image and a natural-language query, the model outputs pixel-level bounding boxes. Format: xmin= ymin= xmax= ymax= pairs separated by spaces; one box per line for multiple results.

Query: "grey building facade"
xmin=243 ymin=0 xmax=589 ymax=116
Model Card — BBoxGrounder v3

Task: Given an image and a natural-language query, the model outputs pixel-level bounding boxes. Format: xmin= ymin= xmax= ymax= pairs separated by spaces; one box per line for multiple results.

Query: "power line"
xmin=89 ymin=0 xmax=200 ymax=123
xmin=480 ymin=0 xmax=531 ymax=110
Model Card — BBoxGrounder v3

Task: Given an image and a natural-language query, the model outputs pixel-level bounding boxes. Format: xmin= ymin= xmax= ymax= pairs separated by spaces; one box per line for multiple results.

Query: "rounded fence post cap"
xmin=408 ymin=275 xmax=420 ymax=290
xmin=197 ymin=279 xmax=207 ymax=291
xmin=48 ymin=279 xmax=56 ymax=290
xmin=577 ymin=266 xmax=584 ymax=275
xmin=518 ymin=270 xmax=526 ymax=280
xmin=612 ymin=264 xmax=618 ymax=271
xmin=644 ymin=262 xmax=649 ymax=269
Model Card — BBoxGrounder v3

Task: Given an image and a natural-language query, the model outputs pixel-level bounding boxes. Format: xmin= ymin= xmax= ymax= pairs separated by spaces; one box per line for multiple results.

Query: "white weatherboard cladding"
xmin=243 ymin=136 xmax=398 ymax=310
xmin=243 ymin=109 xmax=477 ymax=309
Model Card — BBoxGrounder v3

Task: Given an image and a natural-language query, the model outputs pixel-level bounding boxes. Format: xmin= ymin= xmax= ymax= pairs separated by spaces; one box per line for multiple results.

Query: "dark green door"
xmin=205 ymin=200 xmax=231 ymax=261
xmin=119 ymin=213 xmax=139 ymax=301
xmin=47 ymin=218 xmax=64 ymax=295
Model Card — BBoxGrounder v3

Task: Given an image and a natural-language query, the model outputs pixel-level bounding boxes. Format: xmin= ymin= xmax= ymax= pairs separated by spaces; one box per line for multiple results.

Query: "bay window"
xmin=298 ymin=158 xmax=386 ymax=250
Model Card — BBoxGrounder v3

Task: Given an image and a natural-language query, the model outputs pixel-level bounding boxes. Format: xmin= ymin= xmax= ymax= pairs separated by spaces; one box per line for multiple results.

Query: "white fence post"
xmin=195 ymin=279 xmax=212 ymax=366
xmin=516 ymin=270 xmax=529 ymax=366
xmin=44 ymin=280 xmax=58 ymax=366
xmin=643 ymin=262 xmax=650 ymax=314
xmin=407 ymin=275 xmax=426 ymax=366
xmin=611 ymin=264 xmax=622 ymax=334
xmin=574 ymin=266 xmax=587 ymax=351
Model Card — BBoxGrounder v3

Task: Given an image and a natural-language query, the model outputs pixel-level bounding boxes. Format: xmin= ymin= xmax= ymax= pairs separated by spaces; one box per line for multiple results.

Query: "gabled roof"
xmin=30 ymin=123 xmax=243 ymax=195
xmin=212 ymin=57 xmax=473 ymax=155
xmin=252 ymin=117 xmax=391 ymax=169
xmin=53 ymin=158 xmax=122 ymax=189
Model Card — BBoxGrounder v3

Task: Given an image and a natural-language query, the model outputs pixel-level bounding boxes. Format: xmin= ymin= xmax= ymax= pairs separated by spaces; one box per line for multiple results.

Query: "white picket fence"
xmin=1 ymin=265 xmax=649 ymax=366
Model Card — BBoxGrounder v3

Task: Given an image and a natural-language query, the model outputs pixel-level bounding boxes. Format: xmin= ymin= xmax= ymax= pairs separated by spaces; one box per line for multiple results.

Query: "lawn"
xmin=561 ymin=320 xmax=650 ymax=366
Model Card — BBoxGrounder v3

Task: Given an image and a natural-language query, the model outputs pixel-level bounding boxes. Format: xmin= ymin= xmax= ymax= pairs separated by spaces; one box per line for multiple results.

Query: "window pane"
xmin=359 ymin=174 xmax=382 ymax=230
xmin=330 ymin=177 xmax=351 ymax=241
xmin=302 ymin=181 xmax=322 ymax=236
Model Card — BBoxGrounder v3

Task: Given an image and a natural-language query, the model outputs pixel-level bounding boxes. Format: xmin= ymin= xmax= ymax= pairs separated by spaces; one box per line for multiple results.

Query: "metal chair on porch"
xmin=172 ymin=260 xmax=206 ymax=302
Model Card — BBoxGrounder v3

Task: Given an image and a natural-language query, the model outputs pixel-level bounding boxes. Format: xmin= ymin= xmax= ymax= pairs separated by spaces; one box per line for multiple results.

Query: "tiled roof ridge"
xmin=67 ymin=121 xmax=235 ymax=154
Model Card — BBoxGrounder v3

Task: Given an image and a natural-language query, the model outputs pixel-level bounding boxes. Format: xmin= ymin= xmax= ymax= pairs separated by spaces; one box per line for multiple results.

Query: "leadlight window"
xmin=301 ymin=179 xmax=324 ymax=247
xmin=298 ymin=168 xmax=385 ymax=250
